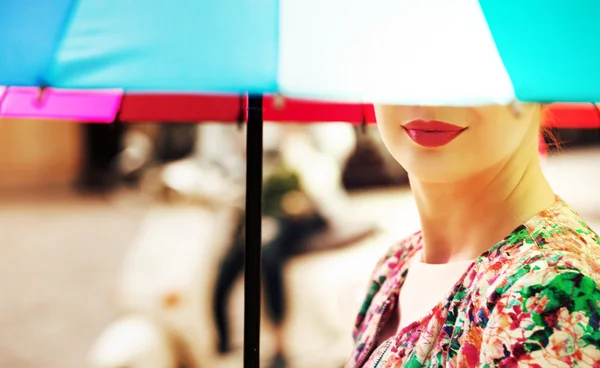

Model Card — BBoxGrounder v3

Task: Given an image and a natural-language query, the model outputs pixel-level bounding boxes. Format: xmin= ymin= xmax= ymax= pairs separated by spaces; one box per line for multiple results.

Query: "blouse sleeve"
xmin=480 ymin=269 xmax=600 ymax=367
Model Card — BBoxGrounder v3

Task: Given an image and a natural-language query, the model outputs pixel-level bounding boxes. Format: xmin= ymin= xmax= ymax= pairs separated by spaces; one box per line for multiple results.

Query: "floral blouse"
xmin=347 ymin=199 xmax=600 ymax=367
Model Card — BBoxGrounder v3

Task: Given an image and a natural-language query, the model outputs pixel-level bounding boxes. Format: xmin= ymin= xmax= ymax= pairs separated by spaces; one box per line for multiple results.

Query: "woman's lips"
xmin=402 ymin=119 xmax=467 ymax=148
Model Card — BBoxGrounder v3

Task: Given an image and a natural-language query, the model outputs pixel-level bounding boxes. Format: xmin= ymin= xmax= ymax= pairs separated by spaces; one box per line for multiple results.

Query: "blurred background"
xmin=1 ymin=117 xmax=600 ymax=368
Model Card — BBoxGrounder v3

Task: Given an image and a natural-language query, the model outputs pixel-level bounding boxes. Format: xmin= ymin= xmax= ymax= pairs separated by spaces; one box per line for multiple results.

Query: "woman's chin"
xmin=395 ymin=150 xmax=469 ymax=184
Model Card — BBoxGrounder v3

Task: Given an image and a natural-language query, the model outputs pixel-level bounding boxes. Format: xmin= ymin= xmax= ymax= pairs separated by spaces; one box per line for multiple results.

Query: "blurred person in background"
xmin=213 ymin=155 xmax=327 ymax=368
xmin=212 ymin=122 xmax=359 ymax=368
xmin=347 ymin=104 xmax=600 ymax=367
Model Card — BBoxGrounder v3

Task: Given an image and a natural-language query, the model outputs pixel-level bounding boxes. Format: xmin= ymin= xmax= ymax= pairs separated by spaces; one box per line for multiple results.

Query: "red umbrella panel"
xmin=1 ymin=87 xmax=597 ymax=127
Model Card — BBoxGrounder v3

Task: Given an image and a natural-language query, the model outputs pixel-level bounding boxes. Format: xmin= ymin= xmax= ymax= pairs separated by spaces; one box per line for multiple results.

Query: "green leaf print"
xmin=505 ymin=227 xmax=530 ymax=245
xmin=359 ymin=276 xmax=386 ymax=316
xmin=520 ymin=272 xmax=600 ymax=350
xmin=527 ymin=329 xmax=550 ymax=350
xmin=531 ymin=224 xmax=564 ymax=241
xmin=404 ymin=354 xmax=422 ymax=368
xmin=499 ymin=264 xmax=532 ymax=296
xmin=582 ymin=324 xmax=600 ymax=347
xmin=522 ymin=272 xmax=600 ymax=314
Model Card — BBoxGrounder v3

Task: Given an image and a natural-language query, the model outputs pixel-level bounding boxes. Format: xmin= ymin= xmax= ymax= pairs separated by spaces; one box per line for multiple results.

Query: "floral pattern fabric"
xmin=347 ymin=199 xmax=600 ymax=367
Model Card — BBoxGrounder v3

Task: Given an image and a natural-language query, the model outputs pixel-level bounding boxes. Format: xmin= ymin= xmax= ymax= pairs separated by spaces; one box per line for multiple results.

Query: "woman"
xmin=347 ymin=104 xmax=600 ymax=367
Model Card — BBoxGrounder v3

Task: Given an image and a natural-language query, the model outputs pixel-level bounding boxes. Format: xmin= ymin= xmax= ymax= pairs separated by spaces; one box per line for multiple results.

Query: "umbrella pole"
xmin=244 ymin=94 xmax=263 ymax=368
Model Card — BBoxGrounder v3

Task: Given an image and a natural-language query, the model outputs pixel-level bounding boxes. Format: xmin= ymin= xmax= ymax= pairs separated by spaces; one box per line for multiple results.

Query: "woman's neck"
xmin=410 ymin=146 xmax=555 ymax=264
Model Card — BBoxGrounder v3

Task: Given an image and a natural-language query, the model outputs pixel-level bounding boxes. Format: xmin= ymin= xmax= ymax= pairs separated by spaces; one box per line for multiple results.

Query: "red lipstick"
xmin=402 ymin=120 xmax=466 ymax=148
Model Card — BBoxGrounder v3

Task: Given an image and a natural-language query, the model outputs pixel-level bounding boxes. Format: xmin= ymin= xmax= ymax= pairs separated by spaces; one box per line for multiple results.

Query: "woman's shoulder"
xmin=516 ymin=200 xmax=599 ymax=277
xmin=476 ymin=202 xmax=600 ymax=306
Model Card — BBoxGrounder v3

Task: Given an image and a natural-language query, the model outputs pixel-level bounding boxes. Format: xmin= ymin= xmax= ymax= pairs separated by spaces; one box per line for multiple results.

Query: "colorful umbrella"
xmin=2 ymin=1 xmax=600 ymax=104
xmin=2 ymin=1 xmax=600 ymax=367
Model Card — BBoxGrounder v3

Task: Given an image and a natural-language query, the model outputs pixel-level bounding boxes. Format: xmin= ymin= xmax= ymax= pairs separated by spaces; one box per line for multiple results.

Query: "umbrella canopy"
xmin=2 ymin=0 xmax=600 ymax=107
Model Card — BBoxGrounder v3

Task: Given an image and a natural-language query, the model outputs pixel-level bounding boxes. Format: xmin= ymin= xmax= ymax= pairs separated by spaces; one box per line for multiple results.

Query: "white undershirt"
xmin=398 ymin=250 xmax=475 ymax=331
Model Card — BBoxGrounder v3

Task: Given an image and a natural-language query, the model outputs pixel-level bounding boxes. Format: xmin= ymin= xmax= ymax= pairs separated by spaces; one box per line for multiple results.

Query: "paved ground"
xmin=1 ymin=147 xmax=600 ymax=368
xmin=0 ymin=191 xmax=148 ymax=368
